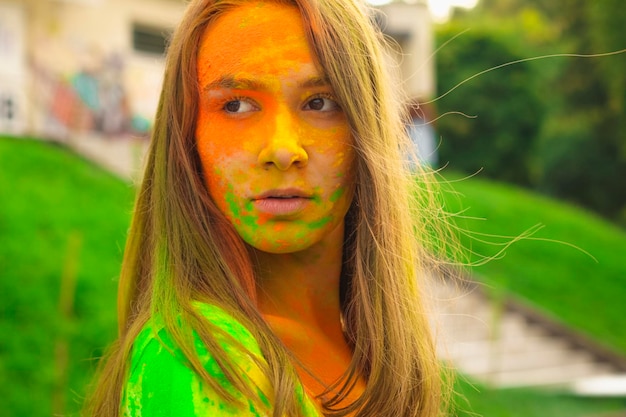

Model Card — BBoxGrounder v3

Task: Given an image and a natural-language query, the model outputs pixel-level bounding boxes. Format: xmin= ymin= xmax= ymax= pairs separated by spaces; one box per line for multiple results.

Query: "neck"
xmin=253 ymin=223 xmax=344 ymax=326
xmin=252 ymin=222 xmax=367 ymax=407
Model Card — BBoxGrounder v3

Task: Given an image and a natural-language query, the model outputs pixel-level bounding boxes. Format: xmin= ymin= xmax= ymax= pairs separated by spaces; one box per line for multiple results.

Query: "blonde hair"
xmin=85 ymin=0 xmax=452 ymax=416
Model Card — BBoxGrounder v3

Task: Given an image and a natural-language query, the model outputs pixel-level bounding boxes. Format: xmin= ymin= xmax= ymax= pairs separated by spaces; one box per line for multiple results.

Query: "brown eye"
xmin=223 ymin=99 xmax=257 ymax=114
xmin=224 ymin=101 xmax=241 ymax=113
xmin=304 ymin=96 xmax=340 ymax=112
xmin=308 ymin=98 xmax=325 ymax=111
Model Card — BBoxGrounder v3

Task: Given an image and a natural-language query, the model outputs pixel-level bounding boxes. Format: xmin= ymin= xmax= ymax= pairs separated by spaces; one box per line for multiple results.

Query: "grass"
xmin=0 ymin=136 xmax=134 ymax=417
xmin=440 ymin=171 xmax=626 ymax=356
xmin=454 ymin=377 xmax=626 ymax=417
xmin=1 ymin=137 xmax=624 ymax=416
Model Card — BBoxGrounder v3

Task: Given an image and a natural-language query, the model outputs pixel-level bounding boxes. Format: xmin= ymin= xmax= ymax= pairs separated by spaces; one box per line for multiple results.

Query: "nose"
xmin=257 ymin=108 xmax=308 ymax=171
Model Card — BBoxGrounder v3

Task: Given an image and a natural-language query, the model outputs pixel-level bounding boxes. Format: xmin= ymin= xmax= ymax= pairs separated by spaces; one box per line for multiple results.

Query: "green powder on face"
xmin=329 ymin=187 xmax=344 ymax=203
xmin=224 ymin=190 xmax=259 ymax=240
xmin=298 ymin=215 xmax=332 ymax=231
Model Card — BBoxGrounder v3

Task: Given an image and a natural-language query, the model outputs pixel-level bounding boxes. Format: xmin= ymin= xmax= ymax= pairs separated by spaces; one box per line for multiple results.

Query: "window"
xmin=0 ymin=94 xmax=15 ymax=121
xmin=132 ymin=23 xmax=170 ymax=55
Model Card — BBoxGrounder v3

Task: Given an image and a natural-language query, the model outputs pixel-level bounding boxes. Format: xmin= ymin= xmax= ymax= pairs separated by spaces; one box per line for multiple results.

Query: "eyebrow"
xmin=203 ymin=75 xmax=331 ymax=92
xmin=299 ymin=76 xmax=330 ymax=89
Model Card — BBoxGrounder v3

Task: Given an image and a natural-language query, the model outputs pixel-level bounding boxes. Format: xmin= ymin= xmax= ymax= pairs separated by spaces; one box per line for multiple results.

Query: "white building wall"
xmin=377 ymin=2 xmax=437 ymax=166
xmin=0 ymin=0 xmax=186 ymax=139
xmin=377 ymin=1 xmax=435 ymax=101
xmin=0 ymin=2 xmax=27 ymax=134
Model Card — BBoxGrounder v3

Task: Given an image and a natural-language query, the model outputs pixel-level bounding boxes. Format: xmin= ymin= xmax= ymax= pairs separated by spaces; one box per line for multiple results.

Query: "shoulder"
xmin=194 ymin=302 xmax=262 ymax=355
xmin=121 ymin=304 xmax=270 ymax=417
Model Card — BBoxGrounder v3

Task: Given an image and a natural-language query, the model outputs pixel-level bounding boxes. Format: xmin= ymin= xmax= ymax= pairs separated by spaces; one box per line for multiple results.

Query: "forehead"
xmin=197 ymin=2 xmax=319 ymax=84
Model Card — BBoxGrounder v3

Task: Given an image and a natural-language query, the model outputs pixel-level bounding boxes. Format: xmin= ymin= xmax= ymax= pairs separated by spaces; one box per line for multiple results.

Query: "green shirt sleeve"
xmin=120 ymin=304 xmax=320 ymax=417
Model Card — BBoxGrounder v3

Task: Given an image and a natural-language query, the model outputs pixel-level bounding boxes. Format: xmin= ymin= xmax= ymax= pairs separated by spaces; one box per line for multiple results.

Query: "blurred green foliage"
xmin=0 ymin=136 xmax=133 ymax=417
xmin=436 ymin=0 xmax=626 ymax=225
xmin=435 ymin=25 xmax=543 ymax=185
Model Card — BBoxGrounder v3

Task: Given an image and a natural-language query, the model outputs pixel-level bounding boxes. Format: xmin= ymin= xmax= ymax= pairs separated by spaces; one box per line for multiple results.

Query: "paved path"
xmin=66 ymin=133 xmax=149 ymax=183
xmin=433 ymin=279 xmax=626 ymax=394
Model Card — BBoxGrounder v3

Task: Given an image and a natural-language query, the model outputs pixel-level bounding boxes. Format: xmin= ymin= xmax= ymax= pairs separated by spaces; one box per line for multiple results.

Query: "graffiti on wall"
xmin=34 ymin=51 xmax=153 ymax=139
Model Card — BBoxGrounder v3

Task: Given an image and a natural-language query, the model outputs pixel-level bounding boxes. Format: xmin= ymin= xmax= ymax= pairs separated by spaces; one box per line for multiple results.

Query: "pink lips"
xmin=252 ymin=189 xmax=311 ymax=216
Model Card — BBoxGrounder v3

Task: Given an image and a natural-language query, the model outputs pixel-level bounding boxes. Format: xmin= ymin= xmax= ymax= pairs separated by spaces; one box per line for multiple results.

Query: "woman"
xmin=86 ymin=0 xmax=452 ymax=415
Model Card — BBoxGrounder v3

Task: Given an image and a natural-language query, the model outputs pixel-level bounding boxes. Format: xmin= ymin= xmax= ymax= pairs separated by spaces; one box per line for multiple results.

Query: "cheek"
xmin=197 ymin=110 xmax=237 ymax=158
xmin=204 ymin=164 xmax=256 ymax=214
xmin=196 ymin=96 xmax=280 ymax=159
xmin=330 ymin=137 xmax=356 ymax=209
xmin=305 ymin=122 xmax=351 ymax=154
xmin=196 ymin=113 xmax=257 ymax=159
xmin=203 ymin=166 xmax=232 ymax=215
xmin=196 ymin=111 xmax=267 ymax=192
xmin=310 ymin=126 xmax=354 ymax=179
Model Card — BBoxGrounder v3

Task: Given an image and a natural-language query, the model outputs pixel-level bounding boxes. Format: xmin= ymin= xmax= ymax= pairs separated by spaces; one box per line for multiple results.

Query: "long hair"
xmin=85 ymin=0 xmax=451 ymax=416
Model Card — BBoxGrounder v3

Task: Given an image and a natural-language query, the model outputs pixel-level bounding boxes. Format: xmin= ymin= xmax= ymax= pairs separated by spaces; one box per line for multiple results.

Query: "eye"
xmin=303 ymin=96 xmax=340 ymax=112
xmin=223 ymin=98 xmax=258 ymax=114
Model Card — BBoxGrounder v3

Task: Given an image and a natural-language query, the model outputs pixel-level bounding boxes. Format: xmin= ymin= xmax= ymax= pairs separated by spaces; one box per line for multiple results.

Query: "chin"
xmin=234 ymin=217 xmax=345 ymax=256
xmin=244 ymin=236 xmax=316 ymax=255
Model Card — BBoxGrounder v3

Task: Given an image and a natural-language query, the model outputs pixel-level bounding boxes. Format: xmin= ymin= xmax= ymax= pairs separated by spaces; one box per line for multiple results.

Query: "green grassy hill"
xmin=1 ymin=137 xmax=624 ymax=416
xmin=0 ymin=137 xmax=134 ymax=417
xmin=441 ymin=172 xmax=626 ymax=356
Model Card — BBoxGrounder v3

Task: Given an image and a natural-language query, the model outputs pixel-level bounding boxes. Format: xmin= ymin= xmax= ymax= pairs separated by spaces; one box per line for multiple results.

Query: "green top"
xmin=121 ymin=303 xmax=321 ymax=417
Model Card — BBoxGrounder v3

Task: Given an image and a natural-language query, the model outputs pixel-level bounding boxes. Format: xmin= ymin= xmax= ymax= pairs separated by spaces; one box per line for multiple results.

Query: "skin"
xmin=196 ymin=1 xmax=355 ymax=255
xmin=195 ymin=2 xmax=365 ymax=411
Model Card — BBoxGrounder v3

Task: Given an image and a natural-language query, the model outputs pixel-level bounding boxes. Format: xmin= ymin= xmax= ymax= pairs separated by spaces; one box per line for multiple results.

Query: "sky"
xmin=428 ymin=0 xmax=479 ymax=21
xmin=367 ymin=0 xmax=479 ymax=21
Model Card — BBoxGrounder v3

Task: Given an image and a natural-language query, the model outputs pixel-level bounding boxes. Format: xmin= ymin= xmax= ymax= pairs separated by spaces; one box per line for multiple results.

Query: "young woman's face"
xmin=196 ymin=2 xmax=355 ymax=254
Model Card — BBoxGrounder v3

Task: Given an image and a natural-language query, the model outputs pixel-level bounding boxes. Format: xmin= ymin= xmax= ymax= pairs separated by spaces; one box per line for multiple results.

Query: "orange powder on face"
xmin=195 ymin=1 xmax=352 ymax=219
xmin=197 ymin=3 xmax=315 ymax=88
xmin=195 ymin=2 xmax=324 ymax=172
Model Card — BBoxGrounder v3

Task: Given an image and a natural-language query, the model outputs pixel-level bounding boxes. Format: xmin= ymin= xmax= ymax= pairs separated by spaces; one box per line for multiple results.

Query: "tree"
xmin=443 ymin=0 xmax=626 ymax=224
xmin=435 ymin=24 xmax=544 ymax=185
xmin=530 ymin=0 xmax=626 ymax=222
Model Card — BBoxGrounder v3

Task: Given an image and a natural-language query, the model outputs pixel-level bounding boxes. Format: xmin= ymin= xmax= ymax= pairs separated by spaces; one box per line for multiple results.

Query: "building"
xmin=0 ymin=0 xmax=435 ymax=166
xmin=0 ymin=0 xmax=185 ymax=139
xmin=377 ymin=1 xmax=438 ymax=166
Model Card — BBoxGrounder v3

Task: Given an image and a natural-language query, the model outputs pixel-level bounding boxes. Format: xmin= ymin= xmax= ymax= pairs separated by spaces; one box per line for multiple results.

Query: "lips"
xmin=252 ymin=188 xmax=312 ymax=216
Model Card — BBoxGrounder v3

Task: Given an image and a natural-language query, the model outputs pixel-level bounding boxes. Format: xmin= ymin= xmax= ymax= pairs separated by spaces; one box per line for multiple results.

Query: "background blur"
xmin=0 ymin=0 xmax=183 ymax=140
xmin=1 ymin=0 xmax=625 ymax=416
